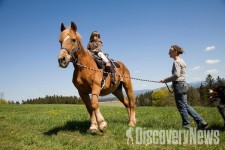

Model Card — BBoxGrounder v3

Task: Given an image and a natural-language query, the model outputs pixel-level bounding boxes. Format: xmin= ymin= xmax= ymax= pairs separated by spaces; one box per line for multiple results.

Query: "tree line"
xmin=21 ymin=95 xmax=83 ymax=104
xmin=136 ymin=74 xmax=225 ymax=107
xmin=0 ymin=99 xmax=20 ymax=104
xmin=1 ymin=74 xmax=224 ymax=106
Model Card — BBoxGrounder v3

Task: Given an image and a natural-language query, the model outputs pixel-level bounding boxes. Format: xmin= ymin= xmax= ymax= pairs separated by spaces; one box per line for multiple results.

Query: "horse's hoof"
xmin=99 ymin=121 xmax=107 ymax=133
xmin=87 ymin=128 xmax=104 ymax=136
xmin=128 ymin=121 xmax=136 ymax=127
xmin=88 ymin=128 xmax=99 ymax=135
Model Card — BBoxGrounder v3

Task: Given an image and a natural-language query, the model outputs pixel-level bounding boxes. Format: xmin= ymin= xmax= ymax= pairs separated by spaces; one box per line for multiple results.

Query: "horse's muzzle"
xmin=58 ymin=56 xmax=70 ymax=68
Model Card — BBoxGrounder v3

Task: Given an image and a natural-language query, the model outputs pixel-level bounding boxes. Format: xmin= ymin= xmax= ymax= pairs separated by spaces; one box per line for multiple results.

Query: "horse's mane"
xmin=76 ymin=32 xmax=82 ymax=42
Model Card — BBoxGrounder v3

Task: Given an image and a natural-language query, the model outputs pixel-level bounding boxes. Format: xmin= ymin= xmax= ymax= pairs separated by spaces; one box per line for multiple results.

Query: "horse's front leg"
xmin=78 ymin=91 xmax=98 ymax=131
xmin=91 ymin=89 xmax=107 ymax=132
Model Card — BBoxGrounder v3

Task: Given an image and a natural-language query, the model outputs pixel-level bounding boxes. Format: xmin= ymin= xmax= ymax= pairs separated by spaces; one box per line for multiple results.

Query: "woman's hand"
xmin=160 ymin=79 xmax=165 ymax=83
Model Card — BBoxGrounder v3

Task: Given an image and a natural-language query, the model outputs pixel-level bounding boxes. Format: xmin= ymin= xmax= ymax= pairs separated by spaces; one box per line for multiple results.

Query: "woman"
xmin=87 ymin=31 xmax=111 ymax=68
xmin=160 ymin=45 xmax=208 ymax=129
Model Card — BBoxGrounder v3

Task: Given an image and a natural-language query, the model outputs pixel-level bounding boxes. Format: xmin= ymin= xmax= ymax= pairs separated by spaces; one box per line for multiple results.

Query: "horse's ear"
xmin=61 ymin=23 xmax=66 ymax=32
xmin=71 ymin=22 xmax=77 ymax=32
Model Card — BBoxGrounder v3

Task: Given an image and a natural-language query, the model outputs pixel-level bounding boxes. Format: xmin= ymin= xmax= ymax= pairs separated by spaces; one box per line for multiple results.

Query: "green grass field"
xmin=0 ymin=103 xmax=225 ymax=150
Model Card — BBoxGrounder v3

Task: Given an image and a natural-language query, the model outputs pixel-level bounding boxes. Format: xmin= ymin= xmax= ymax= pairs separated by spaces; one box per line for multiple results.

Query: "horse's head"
xmin=209 ymin=86 xmax=225 ymax=100
xmin=58 ymin=22 xmax=81 ymax=68
xmin=209 ymin=88 xmax=217 ymax=100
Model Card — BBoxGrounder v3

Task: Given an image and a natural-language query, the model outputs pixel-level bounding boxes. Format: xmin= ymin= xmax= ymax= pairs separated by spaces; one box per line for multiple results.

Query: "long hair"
xmin=89 ymin=31 xmax=101 ymax=41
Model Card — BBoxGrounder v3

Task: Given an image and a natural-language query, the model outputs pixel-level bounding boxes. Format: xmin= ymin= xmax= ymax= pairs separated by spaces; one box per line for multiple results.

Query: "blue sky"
xmin=0 ymin=0 xmax=225 ymax=102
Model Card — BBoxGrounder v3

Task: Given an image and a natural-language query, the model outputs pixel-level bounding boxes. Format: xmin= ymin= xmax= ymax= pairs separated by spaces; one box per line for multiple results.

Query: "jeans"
xmin=173 ymin=81 xmax=204 ymax=127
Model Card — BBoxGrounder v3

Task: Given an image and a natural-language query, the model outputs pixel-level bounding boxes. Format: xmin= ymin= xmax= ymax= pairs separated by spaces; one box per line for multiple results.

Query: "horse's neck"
xmin=76 ymin=44 xmax=96 ymax=68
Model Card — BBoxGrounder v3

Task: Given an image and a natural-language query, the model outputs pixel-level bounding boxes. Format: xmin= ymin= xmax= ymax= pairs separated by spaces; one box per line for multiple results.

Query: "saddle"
xmin=89 ymin=51 xmax=120 ymax=86
xmin=90 ymin=52 xmax=120 ymax=69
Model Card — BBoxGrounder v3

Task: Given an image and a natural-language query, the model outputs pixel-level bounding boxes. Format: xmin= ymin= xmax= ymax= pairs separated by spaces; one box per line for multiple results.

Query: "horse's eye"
xmin=71 ymin=38 xmax=76 ymax=42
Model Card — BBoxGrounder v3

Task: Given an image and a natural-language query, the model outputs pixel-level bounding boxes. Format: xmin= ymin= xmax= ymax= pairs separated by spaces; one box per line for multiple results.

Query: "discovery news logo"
xmin=126 ymin=127 xmax=220 ymax=145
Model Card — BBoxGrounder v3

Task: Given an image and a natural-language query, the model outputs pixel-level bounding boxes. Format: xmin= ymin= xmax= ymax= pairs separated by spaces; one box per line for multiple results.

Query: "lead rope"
xmin=74 ymin=62 xmax=173 ymax=92
xmin=75 ymin=62 xmax=160 ymax=82
xmin=165 ymin=83 xmax=174 ymax=93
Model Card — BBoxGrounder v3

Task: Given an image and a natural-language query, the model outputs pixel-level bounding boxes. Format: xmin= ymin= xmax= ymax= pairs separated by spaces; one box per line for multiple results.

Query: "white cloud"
xmin=189 ymin=66 xmax=200 ymax=71
xmin=205 ymin=46 xmax=216 ymax=51
xmin=205 ymin=69 xmax=219 ymax=75
xmin=205 ymin=59 xmax=220 ymax=64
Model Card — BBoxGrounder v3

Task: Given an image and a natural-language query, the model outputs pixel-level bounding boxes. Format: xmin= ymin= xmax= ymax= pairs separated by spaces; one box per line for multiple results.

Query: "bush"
xmin=0 ymin=99 xmax=8 ymax=104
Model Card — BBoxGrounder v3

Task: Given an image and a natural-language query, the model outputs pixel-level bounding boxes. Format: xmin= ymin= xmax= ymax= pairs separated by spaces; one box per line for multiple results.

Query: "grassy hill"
xmin=99 ymin=81 xmax=204 ymax=102
xmin=0 ymin=104 xmax=224 ymax=149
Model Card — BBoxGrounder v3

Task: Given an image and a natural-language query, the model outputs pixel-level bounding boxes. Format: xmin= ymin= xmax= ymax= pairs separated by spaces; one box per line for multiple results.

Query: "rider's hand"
xmin=92 ymin=49 xmax=98 ymax=54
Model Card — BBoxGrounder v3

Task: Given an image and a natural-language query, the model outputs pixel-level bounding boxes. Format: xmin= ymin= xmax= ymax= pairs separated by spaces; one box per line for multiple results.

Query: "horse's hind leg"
xmin=113 ymin=83 xmax=131 ymax=117
xmin=113 ymin=81 xmax=136 ymax=126
xmin=122 ymin=79 xmax=136 ymax=126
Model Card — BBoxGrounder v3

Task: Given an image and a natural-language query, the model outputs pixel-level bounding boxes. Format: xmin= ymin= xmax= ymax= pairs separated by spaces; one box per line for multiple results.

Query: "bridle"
xmin=61 ymin=37 xmax=80 ymax=63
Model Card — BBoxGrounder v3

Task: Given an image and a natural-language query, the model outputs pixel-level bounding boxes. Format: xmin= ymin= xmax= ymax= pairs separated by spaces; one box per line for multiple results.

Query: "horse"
xmin=57 ymin=22 xmax=136 ymax=132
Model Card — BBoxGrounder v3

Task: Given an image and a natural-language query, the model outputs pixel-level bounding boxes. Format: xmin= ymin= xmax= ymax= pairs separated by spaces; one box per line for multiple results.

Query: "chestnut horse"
xmin=58 ymin=22 xmax=136 ymax=132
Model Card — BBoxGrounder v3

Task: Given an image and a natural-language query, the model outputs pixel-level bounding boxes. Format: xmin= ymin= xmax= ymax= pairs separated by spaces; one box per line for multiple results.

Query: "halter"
xmin=61 ymin=41 xmax=80 ymax=63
